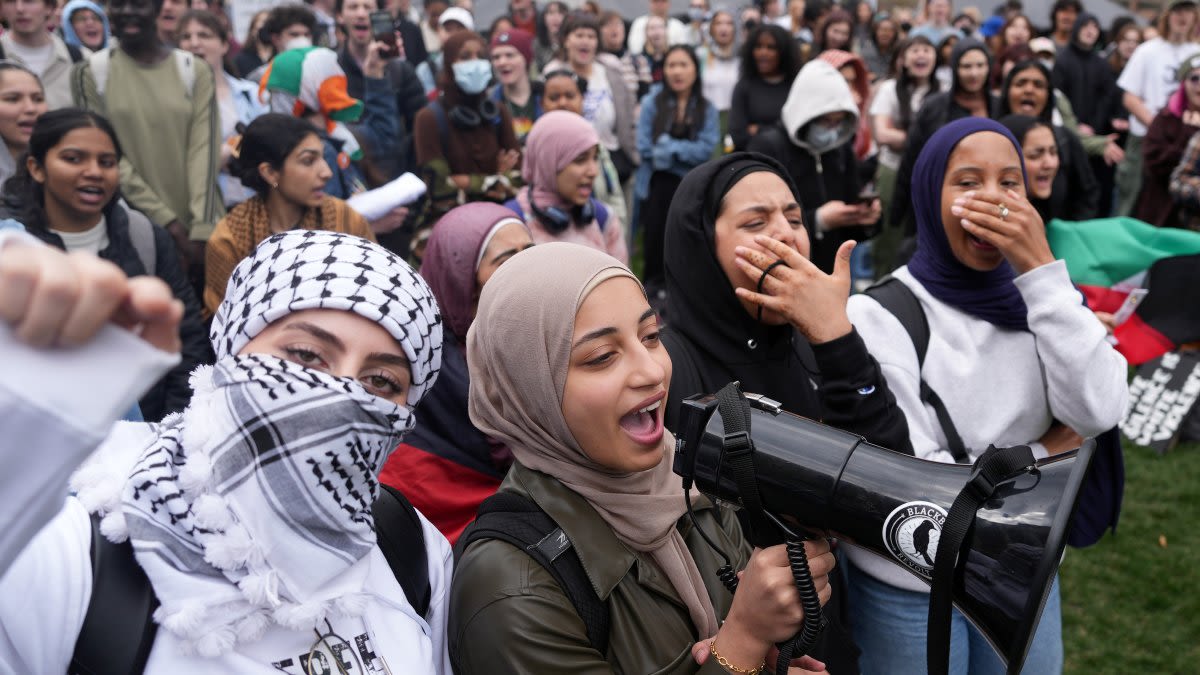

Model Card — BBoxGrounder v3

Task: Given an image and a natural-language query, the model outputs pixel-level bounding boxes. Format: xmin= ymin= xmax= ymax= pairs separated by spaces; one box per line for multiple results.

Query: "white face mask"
xmin=453 ymin=58 xmax=493 ymax=95
xmin=284 ymin=36 xmax=313 ymax=50
xmin=805 ymin=123 xmax=842 ymax=150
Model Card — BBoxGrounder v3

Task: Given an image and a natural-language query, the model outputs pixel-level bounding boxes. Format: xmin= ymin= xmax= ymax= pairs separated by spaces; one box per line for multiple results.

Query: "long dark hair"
xmin=816 ymin=8 xmax=853 ymax=52
xmin=2 ymin=108 xmax=123 ymax=234
xmin=536 ymin=1 xmax=569 ymax=49
xmin=229 ymin=113 xmax=324 ymax=198
xmin=652 ymin=45 xmax=708 ymax=140
xmin=896 ymin=36 xmax=939 ymax=130
xmin=739 ymin=23 xmax=800 ymax=81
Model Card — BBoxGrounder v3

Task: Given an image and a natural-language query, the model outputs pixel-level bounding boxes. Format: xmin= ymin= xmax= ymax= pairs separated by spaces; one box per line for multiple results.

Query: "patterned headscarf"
xmin=73 ymin=231 xmax=444 ymax=656
xmin=211 ymin=230 xmax=442 ymax=404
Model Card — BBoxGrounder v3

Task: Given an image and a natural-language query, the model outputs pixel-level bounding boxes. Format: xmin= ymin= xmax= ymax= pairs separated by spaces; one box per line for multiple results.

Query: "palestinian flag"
xmin=1046 ymin=217 xmax=1200 ymax=365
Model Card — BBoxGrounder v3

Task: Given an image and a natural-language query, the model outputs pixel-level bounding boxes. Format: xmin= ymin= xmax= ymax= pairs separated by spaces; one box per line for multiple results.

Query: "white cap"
xmin=439 ymin=7 xmax=475 ymax=31
xmin=1029 ymin=37 xmax=1056 ymax=57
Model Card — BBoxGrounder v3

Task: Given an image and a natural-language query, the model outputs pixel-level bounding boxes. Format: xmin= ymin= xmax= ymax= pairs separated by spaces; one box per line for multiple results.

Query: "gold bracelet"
xmin=708 ymin=638 xmax=766 ymax=675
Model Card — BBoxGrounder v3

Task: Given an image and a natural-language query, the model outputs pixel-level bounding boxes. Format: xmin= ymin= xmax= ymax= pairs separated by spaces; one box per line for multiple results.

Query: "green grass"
xmin=1061 ymin=440 xmax=1200 ymax=674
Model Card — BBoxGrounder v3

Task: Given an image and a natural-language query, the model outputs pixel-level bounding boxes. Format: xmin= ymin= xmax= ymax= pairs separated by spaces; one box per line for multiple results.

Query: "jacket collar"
xmin=506 ymin=461 xmax=715 ymax=603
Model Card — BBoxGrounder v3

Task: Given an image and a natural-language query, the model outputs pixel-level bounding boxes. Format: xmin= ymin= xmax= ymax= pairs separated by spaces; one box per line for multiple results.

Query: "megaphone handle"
xmin=770 ymin=534 xmax=829 ymax=675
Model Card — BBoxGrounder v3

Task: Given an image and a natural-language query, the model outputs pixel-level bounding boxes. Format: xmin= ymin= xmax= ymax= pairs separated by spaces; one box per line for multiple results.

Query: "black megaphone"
xmin=673 ymin=387 xmax=1096 ymax=675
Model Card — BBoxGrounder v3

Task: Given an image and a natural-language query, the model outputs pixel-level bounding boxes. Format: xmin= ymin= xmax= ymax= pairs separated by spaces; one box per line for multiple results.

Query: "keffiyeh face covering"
xmin=73 ymin=231 xmax=442 ymax=656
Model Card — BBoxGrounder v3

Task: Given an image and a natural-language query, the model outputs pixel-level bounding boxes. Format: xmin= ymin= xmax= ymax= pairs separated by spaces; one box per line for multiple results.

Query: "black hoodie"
xmin=661 ymin=153 xmax=912 ymax=450
xmin=1052 ymin=12 xmax=1118 ymax=133
xmin=995 ymin=63 xmax=1099 ymax=221
xmin=891 ymin=39 xmax=997 ymax=236
xmin=661 ymin=153 xmax=914 ymax=674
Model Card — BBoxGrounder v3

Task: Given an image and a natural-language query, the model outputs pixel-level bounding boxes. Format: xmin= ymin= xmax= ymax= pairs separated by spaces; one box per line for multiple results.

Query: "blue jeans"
xmin=846 ymin=561 xmax=1062 ymax=675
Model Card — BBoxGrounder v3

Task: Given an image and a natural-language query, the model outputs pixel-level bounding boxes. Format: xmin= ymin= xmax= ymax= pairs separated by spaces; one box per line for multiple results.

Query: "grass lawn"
xmin=1060 ymin=440 xmax=1200 ymax=674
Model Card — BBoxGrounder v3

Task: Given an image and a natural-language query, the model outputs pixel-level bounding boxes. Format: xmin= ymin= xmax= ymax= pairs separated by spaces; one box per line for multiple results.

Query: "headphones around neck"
xmin=529 ymin=189 xmax=595 ymax=233
xmin=447 ymin=96 xmax=501 ymax=130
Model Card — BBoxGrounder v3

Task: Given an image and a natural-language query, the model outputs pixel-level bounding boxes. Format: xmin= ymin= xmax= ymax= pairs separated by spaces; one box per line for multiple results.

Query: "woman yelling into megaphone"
xmin=450 ymin=242 xmax=835 ymax=675
xmin=844 ymin=117 xmax=1128 ymax=674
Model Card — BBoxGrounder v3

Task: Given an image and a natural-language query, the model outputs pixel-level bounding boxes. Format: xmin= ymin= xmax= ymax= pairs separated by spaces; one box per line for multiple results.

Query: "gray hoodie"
xmin=780 ymin=59 xmax=859 ymax=156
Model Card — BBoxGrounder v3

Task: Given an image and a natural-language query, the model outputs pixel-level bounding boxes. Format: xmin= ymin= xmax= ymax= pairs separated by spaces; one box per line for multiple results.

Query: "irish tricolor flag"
xmin=1046 ymin=218 xmax=1200 ymax=365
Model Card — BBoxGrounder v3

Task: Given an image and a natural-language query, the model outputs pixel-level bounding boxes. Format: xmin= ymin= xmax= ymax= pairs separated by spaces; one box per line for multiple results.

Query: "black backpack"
xmin=67 ymin=484 xmax=431 ymax=675
xmin=863 ymin=276 xmax=970 ymax=462
xmin=453 ymin=491 xmax=610 ymax=666
xmin=863 ymin=275 xmax=1124 ymax=547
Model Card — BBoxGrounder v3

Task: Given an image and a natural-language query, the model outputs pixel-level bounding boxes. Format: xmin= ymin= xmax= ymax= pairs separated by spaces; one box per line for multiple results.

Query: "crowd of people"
xmin=0 ymin=0 xmax=1172 ymax=672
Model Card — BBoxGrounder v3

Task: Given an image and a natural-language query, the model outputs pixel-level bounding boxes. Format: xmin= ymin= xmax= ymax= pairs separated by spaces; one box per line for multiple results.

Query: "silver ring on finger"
xmin=998 ymin=203 xmax=1009 ymax=220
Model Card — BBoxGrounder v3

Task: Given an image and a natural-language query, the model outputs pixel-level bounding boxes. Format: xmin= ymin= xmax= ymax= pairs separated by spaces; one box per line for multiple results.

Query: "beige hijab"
xmin=466 ymin=242 xmax=719 ymax=639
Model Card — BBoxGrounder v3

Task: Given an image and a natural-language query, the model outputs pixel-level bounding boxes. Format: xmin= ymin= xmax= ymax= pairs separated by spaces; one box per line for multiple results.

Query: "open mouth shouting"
xmin=618 ymin=392 xmax=665 ymax=447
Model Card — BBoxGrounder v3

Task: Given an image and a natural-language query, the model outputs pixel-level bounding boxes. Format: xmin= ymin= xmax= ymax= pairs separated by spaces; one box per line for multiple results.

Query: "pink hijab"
xmin=466 ymin=242 xmax=719 ymax=639
xmin=521 ymin=110 xmax=600 ymax=210
xmin=421 ymin=203 xmax=529 ymax=340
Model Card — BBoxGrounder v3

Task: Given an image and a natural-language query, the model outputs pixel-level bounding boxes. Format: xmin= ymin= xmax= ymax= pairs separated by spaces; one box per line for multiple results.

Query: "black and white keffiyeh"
xmin=211 ymin=229 xmax=442 ymax=404
xmin=72 ymin=231 xmax=444 ymax=656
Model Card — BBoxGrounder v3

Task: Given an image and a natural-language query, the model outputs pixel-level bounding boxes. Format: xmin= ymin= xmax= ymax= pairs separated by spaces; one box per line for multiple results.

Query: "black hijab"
xmin=662 ymin=152 xmax=820 ymax=429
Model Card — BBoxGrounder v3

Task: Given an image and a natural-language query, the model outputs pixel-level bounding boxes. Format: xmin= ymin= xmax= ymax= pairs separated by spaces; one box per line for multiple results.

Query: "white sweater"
xmin=844 ymin=261 xmax=1128 ymax=592
xmin=0 ymin=281 xmax=453 ymax=673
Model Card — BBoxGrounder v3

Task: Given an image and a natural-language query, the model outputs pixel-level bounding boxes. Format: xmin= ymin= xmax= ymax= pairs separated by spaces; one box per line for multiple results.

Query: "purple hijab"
xmin=906 ymin=117 xmax=1031 ymax=331
xmin=421 ymin=203 xmax=530 ymax=340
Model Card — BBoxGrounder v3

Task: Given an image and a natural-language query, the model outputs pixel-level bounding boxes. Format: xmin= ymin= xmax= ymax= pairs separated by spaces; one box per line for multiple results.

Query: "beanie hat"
xmin=491 ymin=28 xmax=534 ymax=66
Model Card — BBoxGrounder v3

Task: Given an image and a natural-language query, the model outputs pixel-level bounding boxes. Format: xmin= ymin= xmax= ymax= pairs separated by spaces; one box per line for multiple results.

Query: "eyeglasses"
xmin=306 ymin=619 xmax=392 ymax=675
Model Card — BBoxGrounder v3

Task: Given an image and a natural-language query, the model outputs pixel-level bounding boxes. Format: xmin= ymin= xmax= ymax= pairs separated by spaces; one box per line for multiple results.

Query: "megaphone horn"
xmin=673 ymin=385 xmax=1096 ymax=675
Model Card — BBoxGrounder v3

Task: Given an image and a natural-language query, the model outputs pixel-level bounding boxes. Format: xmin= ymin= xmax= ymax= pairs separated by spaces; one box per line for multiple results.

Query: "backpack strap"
xmin=88 ymin=49 xmax=111 ymax=97
xmin=429 ymin=100 xmax=451 ymax=160
xmin=593 ymin=199 xmax=608 ymax=233
xmin=455 ymin=491 xmax=610 ymax=657
xmin=89 ymin=49 xmax=195 ymax=99
xmin=123 ymin=205 xmax=157 ymax=277
xmin=372 ymin=484 xmax=432 ymax=617
xmin=68 ymin=513 xmax=159 ymax=675
xmin=173 ymin=49 xmax=196 ymax=99
xmin=864 ymin=276 xmax=971 ymax=463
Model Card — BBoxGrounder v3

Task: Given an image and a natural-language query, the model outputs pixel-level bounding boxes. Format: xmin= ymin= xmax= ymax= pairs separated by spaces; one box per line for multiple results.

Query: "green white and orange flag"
xmin=1046 ymin=217 xmax=1200 ymax=365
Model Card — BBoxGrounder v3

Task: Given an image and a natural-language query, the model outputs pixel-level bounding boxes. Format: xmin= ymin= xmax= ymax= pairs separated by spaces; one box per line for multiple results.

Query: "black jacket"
xmin=662 ymin=153 xmax=913 ymax=675
xmin=1052 ymin=13 xmax=1118 ymax=133
xmin=338 ymin=45 xmax=428 ymax=178
xmin=6 ymin=199 xmax=212 ymax=420
xmin=995 ymin=63 xmax=1100 ymax=221
xmin=748 ymin=123 xmax=871 ymax=273
xmin=662 ymin=153 xmax=914 ymax=456
xmin=395 ymin=17 xmax=428 ymax=68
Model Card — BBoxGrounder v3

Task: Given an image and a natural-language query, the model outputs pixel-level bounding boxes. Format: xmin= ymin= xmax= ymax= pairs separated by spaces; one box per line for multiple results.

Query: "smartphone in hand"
xmin=370 ymin=10 xmax=397 ymax=58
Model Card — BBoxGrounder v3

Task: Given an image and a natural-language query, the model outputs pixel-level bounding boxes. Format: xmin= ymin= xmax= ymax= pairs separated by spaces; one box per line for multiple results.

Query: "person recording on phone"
xmin=748 ymin=59 xmax=880 ymax=273
xmin=336 ymin=0 xmax=428 ymax=178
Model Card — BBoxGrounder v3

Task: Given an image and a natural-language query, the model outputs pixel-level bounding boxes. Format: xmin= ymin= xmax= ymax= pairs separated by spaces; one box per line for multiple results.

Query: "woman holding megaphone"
xmin=844 ymin=117 xmax=1128 ymax=674
xmin=661 ymin=152 xmax=918 ymax=674
xmin=450 ymin=242 xmax=836 ymax=675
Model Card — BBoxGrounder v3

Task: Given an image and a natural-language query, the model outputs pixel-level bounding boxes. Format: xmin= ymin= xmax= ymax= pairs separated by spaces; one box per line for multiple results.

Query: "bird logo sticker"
xmin=882 ymin=501 xmax=947 ymax=579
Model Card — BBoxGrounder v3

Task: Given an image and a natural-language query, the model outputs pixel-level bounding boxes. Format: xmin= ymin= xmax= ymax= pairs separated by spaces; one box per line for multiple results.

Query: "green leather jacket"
xmin=450 ymin=461 xmax=752 ymax=674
